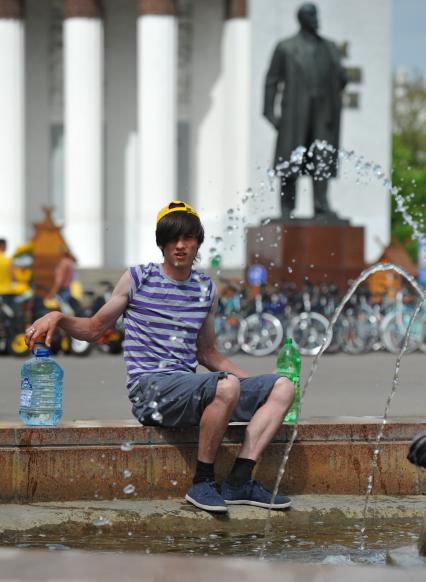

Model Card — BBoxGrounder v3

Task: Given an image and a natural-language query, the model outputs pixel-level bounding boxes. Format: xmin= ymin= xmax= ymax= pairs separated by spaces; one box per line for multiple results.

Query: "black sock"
xmin=226 ymin=457 xmax=256 ymax=488
xmin=193 ymin=460 xmax=215 ymax=483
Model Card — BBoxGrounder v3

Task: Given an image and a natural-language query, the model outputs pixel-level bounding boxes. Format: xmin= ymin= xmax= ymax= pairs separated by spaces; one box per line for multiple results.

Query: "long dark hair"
xmin=156 ymin=212 xmax=205 ymax=252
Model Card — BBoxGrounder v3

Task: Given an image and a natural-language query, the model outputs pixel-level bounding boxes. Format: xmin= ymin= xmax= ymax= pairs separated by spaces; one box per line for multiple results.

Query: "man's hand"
xmin=25 ymin=311 xmax=64 ymax=350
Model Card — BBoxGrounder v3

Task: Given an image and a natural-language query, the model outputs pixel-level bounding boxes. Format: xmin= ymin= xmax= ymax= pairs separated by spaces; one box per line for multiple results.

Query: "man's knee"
xmin=271 ymin=376 xmax=295 ymax=406
xmin=215 ymin=374 xmax=240 ymax=407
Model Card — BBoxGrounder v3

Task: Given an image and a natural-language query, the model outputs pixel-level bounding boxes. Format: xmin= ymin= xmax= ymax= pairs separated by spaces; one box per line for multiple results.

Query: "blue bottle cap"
xmin=33 ymin=343 xmax=50 ymax=357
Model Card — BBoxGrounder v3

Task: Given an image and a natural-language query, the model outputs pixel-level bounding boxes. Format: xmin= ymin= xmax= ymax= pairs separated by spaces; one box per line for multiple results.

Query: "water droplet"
xmin=170 ymin=335 xmax=177 ymax=342
xmin=121 ymin=442 xmax=134 ymax=452
xmin=227 ymin=208 xmax=234 ymax=215
xmin=226 ymin=226 xmax=234 ymax=233
xmin=93 ymin=516 xmax=111 ymax=527
xmin=288 ymin=267 xmax=293 ymax=273
xmin=214 ymin=236 xmax=223 ymax=243
xmin=170 ymin=479 xmax=178 ymax=486
xmin=123 ymin=469 xmax=132 ymax=479
xmin=159 ymin=360 xmax=168 ymax=369
xmin=373 ymin=164 xmax=384 ymax=178
xmin=261 ymin=218 xmax=271 ymax=225
xmin=148 ymin=400 xmax=158 ymax=409
xmin=123 ymin=484 xmax=136 ymax=495
xmin=151 ymin=411 xmax=163 ymax=422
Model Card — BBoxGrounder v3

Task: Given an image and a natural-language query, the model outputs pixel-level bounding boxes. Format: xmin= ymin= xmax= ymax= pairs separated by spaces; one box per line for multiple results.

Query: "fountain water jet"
xmin=260 ymin=263 xmax=425 ymax=558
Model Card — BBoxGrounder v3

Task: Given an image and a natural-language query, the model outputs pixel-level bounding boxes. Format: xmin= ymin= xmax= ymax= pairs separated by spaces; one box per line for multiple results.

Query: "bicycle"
xmin=238 ymin=285 xmax=284 ymax=357
xmin=380 ymin=290 xmax=424 ymax=354
xmin=287 ymin=283 xmax=332 ymax=356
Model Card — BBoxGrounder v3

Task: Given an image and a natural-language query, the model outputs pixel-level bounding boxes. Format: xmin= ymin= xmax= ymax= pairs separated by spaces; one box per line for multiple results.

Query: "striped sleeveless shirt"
xmin=123 ymin=262 xmax=216 ymax=389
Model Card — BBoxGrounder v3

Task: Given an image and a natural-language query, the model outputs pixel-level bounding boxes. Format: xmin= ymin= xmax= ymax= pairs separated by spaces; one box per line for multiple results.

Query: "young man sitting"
xmin=26 ymin=201 xmax=295 ymax=513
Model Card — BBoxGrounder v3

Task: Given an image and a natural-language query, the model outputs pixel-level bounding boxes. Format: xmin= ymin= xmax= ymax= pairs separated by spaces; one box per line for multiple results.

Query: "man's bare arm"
xmin=196 ymin=295 xmax=250 ymax=378
xmin=26 ymin=271 xmax=131 ymax=350
xmin=47 ymin=258 xmax=69 ymax=298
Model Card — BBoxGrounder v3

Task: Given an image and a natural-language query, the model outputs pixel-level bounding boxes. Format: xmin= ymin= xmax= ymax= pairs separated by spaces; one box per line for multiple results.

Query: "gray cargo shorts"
xmin=128 ymin=371 xmax=282 ymax=427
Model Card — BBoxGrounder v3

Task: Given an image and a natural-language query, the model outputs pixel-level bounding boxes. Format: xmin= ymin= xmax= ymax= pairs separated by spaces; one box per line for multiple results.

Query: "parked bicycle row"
xmin=214 ymin=279 xmax=426 ymax=356
xmin=2 ymin=276 xmax=425 ymax=358
xmin=0 ymin=281 xmax=124 ymax=357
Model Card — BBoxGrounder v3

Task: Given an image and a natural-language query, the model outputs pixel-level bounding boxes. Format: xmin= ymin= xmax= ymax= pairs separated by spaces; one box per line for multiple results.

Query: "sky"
xmin=393 ymin=0 xmax=426 ymax=73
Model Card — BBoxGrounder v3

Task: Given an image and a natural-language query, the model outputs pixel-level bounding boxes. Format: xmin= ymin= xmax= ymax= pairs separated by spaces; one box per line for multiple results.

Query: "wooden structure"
xmin=32 ymin=208 xmax=70 ymax=298
xmin=246 ymin=222 xmax=366 ymax=291
xmin=367 ymin=241 xmax=417 ymax=301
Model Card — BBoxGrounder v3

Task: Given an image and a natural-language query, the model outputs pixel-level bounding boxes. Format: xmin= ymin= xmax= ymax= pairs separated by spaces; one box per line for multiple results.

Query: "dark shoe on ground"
xmin=222 ymin=479 xmax=291 ymax=509
xmin=185 ymin=480 xmax=228 ymax=512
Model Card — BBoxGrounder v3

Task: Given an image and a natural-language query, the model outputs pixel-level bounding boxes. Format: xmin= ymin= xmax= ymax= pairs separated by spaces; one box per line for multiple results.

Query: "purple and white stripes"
xmin=123 ymin=263 xmax=215 ymax=389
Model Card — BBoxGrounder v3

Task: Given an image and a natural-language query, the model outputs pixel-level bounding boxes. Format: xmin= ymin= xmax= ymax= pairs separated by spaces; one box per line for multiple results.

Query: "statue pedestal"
xmin=246 ymin=221 xmax=365 ymax=291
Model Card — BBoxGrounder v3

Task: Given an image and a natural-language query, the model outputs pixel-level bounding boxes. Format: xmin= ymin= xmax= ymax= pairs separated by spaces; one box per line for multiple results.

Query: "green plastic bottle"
xmin=276 ymin=338 xmax=301 ymax=423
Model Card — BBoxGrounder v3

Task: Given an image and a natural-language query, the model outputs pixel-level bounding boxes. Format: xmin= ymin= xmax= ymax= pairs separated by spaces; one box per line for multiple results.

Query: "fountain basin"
xmin=0 ymin=418 xmax=425 ymax=502
xmin=0 ymin=497 xmax=425 ymax=567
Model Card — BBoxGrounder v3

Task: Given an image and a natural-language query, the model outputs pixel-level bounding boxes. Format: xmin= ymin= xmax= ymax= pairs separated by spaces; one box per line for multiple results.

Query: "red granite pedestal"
xmin=246 ymin=221 xmax=366 ymax=291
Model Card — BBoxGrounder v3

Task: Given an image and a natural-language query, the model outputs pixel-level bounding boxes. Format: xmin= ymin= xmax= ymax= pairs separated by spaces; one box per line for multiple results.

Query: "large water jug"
xmin=19 ymin=343 xmax=63 ymax=426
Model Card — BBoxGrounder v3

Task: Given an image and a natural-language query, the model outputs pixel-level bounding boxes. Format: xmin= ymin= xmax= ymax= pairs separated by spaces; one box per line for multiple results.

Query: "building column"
xmin=0 ymin=0 xmax=24 ymax=251
xmin=64 ymin=0 xmax=103 ymax=267
xmin=137 ymin=0 xmax=177 ymax=263
xmin=221 ymin=0 xmax=250 ymax=268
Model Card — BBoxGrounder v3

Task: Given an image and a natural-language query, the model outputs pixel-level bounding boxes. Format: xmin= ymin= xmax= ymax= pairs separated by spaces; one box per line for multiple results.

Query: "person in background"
xmin=47 ymin=246 xmax=76 ymax=302
xmin=26 ymin=201 xmax=295 ymax=514
xmin=0 ymin=239 xmax=14 ymax=296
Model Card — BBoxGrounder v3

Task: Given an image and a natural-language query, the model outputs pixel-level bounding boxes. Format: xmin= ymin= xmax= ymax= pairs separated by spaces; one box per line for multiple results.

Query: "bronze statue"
xmin=263 ymin=3 xmax=347 ymax=220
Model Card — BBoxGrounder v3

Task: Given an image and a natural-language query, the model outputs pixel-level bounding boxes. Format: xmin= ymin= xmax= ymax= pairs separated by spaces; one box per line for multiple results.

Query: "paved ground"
xmin=1 ymin=351 xmax=425 ymax=422
xmin=0 ymin=548 xmax=424 ymax=582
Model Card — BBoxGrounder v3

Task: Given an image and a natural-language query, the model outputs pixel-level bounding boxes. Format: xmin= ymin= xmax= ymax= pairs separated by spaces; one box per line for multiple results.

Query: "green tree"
xmin=392 ymin=74 xmax=426 ymax=262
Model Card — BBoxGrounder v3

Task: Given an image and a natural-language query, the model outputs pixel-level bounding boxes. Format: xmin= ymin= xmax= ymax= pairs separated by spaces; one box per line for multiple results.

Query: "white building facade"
xmin=0 ymin=0 xmax=392 ymax=268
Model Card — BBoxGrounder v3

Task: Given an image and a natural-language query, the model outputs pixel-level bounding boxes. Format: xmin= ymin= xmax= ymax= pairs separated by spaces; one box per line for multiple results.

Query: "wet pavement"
xmin=1 ymin=351 xmax=425 ymax=422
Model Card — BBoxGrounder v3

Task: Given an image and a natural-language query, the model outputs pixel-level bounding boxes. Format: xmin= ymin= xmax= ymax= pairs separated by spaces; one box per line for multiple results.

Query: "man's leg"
xmin=313 ymin=178 xmax=333 ymax=215
xmin=197 ymin=374 xmax=240 ymax=463
xmin=280 ymin=177 xmax=297 ymax=217
xmin=237 ymin=376 xmax=293 ymax=461
xmin=186 ymin=374 xmax=240 ymax=512
xmin=222 ymin=376 xmax=294 ymax=509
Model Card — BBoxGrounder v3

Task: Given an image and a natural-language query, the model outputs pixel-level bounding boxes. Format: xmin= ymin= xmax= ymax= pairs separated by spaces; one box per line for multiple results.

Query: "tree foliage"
xmin=391 ymin=74 xmax=426 ymax=261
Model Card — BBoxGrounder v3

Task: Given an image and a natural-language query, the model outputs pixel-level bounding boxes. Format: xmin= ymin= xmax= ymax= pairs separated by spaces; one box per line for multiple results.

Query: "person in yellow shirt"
xmin=0 ymin=239 xmax=14 ymax=295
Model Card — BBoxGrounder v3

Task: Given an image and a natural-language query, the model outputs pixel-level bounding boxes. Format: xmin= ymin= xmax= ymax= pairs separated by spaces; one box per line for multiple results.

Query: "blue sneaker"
xmin=222 ymin=479 xmax=291 ymax=509
xmin=185 ymin=480 xmax=228 ymax=512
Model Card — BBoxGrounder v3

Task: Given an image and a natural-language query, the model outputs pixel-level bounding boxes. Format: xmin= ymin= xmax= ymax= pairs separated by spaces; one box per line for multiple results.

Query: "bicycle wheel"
xmin=341 ymin=310 xmax=379 ymax=354
xmin=215 ymin=314 xmax=242 ymax=355
xmin=289 ymin=311 xmax=331 ymax=356
xmin=325 ymin=319 xmax=344 ymax=354
xmin=8 ymin=333 xmax=30 ymax=357
xmin=419 ymin=315 xmax=426 ymax=353
xmin=69 ymin=337 xmax=92 ymax=356
xmin=238 ymin=313 xmax=284 ymax=357
xmin=380 ymin=311 xmax=422 ymax=354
